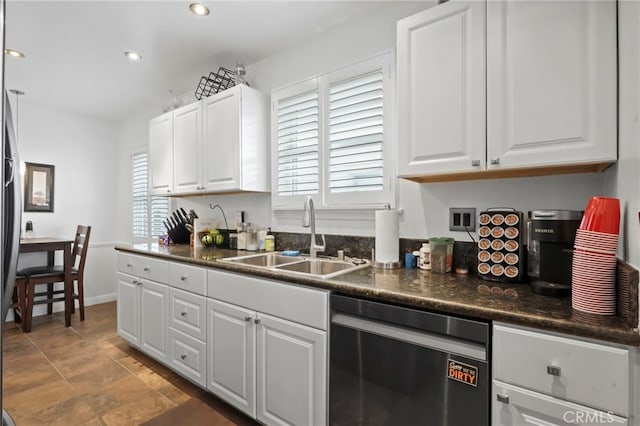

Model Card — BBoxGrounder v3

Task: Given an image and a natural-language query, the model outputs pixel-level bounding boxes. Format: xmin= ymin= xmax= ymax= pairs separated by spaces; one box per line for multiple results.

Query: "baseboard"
xmin=4 ymin=292 xmax=117 ymax=322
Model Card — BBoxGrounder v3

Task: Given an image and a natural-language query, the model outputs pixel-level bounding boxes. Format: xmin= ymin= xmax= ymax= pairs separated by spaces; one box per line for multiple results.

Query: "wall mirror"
xmin=24 ymin=162 xmax=55 ymax=212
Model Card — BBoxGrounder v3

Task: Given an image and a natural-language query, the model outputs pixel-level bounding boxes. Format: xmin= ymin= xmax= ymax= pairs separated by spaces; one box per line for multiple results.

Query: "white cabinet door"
xmin=117 ymin=273 xmax=139 ymax=346
xmin=140 ymin=280 xmax=170 ymax=363
xmin=207 ymin=298 xmax=256 ymax=417
xmin=487 ymin=0 xmax=616 ymax=169
xmin=397 ymin=0 xmax=486 ymax=177
xmin=202 ymin=87 xmax=241 ymax=192
xmin=256 ymin=313 xmax=326 ymax=426
xmin=149 ymin=112 xmax=173 ymax=195
xmin=173 ymin=102 xmax=202 ymax=194
xmin=493 ymin=380 xmax=627 ymax=426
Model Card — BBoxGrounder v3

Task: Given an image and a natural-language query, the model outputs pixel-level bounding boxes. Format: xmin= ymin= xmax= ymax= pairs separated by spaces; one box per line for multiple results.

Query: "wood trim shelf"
xmin=400 ymin=162 xmax=614 ymax=184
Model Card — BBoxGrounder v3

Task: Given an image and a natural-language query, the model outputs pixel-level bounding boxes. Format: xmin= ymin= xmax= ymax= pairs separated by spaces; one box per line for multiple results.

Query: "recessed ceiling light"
xmin=189 ymin=3 xmax=209 ymax=16
xmin=4 ymin=49 xmax=25 ymax=58
xmin=124 ymin=51 xmax=142 ymax=61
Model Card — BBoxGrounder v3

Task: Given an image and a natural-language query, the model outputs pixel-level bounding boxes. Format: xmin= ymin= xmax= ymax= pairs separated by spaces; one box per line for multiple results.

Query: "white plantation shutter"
xmin=132 ymin=152 xmax=169 ymax=239
xmin=271 ymin=53 xmax=394 ymax=209
xmin=276 ymin=90 xmax=320 ymax=196
xmin=328 ymin=71 xmax=384 ymax=193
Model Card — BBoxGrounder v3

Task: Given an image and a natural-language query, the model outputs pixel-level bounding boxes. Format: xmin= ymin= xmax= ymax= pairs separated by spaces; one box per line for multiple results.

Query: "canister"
xmin=429 ymin=238 xmax=454 ymax=273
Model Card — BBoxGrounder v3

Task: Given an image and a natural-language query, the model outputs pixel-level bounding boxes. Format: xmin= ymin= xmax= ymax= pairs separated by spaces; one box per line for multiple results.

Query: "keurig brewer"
xmin=527 ymin=210 xmax=582 ymax=297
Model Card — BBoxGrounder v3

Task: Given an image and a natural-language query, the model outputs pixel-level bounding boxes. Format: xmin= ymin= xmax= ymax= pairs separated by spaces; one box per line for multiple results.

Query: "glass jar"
xmin=429 ymin=237 xmax=454 ymax=273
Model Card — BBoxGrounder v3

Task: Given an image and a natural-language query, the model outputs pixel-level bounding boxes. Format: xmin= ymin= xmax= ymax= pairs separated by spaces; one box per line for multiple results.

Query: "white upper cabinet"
xmin=487 ymin=0 xmax=617 ymax=170
xmin=202 ymin=85 xmax=269 ymax=193
xmin=173 ymin=102 xmax=203 ymax=194
xmin=397 ymin=0 xmax=486 ymax=177
xmin=149 ymin=112 xmax=173 ymax=195
xmin=397 ymin=0 xmax=617 ymax=182
xmin=149 ymin=85 xmax=269 ymax=196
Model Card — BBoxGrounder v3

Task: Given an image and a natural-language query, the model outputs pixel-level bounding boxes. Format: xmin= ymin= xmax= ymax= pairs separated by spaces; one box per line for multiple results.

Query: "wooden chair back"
xmin=72 ymin=225 xmax=91 ymax=276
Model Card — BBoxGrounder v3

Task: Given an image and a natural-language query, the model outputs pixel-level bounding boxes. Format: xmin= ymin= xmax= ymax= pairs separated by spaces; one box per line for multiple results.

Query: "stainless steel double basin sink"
xmin=218 ymin=252 xmax=369 ymax=279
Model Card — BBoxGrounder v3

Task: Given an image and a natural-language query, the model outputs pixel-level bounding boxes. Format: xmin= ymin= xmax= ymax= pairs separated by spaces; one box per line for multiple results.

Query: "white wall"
xmin=14 ymin=100 xmax=119 ymax=316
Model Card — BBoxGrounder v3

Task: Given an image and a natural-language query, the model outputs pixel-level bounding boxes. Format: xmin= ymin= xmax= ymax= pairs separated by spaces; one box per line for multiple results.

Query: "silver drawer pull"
xmin=490 ymin=158 xmax=500 ymax=165
xmin=180 ymin=276 xmax=187 ymax=281
xmin=180 ymin=354 xmax=187 ymax=360
xmin=497 ymin=394 xmax=509 ymax=404
xmin=143 ymin=267 xmax=150 ymax=272
xmin=126 ymin=263 xmax=132 ymax=268
xmin=245 ymin=316 xmax=252 ymax=322
xmin=471 ymin=160 xmax=480 ymax=167
xmin=180 ymin=311 xmax=187 ymax=317
xmin=547 ymin=366 xmax=561 ymax=377
xmin=254 ymin=318 xmax=261 ymax=324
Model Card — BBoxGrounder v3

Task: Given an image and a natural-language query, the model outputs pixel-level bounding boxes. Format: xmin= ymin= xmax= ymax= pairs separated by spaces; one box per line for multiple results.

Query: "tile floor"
xmin=2 ymin=302 xmax=258 ymax=425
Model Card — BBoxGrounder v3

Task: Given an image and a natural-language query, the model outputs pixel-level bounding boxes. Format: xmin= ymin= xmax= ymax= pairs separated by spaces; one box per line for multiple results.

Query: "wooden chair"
xmin=17 ymin=225 xmax=91 ymax=332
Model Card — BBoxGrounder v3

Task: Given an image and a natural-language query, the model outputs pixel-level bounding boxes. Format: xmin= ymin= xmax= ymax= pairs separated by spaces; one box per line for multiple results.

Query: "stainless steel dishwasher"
xmin=329 ymin=294 xmax=490 ymax=426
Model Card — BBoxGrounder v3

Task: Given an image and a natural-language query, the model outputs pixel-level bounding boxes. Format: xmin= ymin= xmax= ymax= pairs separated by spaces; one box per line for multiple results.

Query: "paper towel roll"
xmin=375 ymin=209 xmax=399 ymax=266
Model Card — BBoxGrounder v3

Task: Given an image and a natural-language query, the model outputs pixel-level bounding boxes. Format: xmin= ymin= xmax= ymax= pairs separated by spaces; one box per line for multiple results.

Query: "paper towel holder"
xmin=373 ymin=204 xmax=402 ymax=269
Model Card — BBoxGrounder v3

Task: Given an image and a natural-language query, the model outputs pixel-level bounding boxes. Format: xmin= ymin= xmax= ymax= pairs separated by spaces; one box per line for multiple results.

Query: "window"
xmin=271 ymin=53 xmax=394 ymax=209
xmin=132 ymin=151 xmax=169 ymax=239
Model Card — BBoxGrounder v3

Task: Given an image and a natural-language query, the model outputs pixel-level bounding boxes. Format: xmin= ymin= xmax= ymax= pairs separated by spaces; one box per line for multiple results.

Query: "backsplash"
xmin=272 ymin=232 xmax=478 ymax=271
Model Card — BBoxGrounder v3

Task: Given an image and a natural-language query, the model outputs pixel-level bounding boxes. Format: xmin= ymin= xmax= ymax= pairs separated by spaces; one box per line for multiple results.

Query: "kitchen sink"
xmin=221 ymin=252 xmax=302 ymax=267
xmin=219 ymin=252 xmax=369 ymax=279
xmin=275 ymin=258 xmax=357 ymax=276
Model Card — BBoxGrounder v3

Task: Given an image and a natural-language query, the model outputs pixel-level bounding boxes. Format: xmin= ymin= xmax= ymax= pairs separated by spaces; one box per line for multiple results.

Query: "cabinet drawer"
xmin=117 ymin=253 xmax=169 ymax=284
xmin=169 ymin=328 xmax=206 ymax=388
xmin=493 ymin=324 xmax=629 ymax=416
xmin=207 ymin=269 xmax=328 ymax=331
xmin=170 ymin=288 xmax=206 ymax=340
xmin=170 ymin=262 xmax=207 ymax=296
xmin=493 ymin=380 xmax=627 ymax=426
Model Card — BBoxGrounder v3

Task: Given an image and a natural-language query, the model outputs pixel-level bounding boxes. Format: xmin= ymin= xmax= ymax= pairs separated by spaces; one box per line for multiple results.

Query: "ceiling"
xmin=5 ymin=1 xmax=396 ymax=122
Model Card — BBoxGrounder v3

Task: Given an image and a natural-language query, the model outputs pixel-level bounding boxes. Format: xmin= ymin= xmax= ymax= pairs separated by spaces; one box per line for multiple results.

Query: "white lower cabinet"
xmin=207 ymin=268 xmax=328 ymax=426
xmin=116 ymin=275 xmax=170 ymax=362
xmin=206 ymin=298 xmax=327 ymax=426
xmin=492 ymin=323 xmax=634 ymax=425
xmin=493 ymin=380 xmax=627 ymax=426
xmin=117 ymin=253 xmax=329 ymax=425
xmin=117 ymin=261 xmax=170 ymax=364
xmin=255 ymin=313 xmax=326 ymax=426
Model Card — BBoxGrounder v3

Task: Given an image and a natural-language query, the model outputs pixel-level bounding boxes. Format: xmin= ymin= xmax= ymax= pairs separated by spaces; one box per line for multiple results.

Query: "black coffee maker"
xmin=527 ymin=210 xmax=582 ymax=297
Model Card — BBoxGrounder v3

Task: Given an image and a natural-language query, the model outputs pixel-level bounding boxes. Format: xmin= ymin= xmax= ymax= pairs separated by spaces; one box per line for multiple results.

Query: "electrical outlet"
xmin=449 ymin=208 xmax=476 ymax=232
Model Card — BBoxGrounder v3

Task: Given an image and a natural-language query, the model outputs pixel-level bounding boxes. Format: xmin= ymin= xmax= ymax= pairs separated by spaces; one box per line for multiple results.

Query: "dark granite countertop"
xmin=115 ymin=243 xmax=640 ymax=347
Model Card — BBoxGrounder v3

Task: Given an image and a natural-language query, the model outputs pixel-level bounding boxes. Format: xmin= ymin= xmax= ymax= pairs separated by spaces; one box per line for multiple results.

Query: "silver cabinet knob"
xmin=490 ymin=158 xmax=500 ymax=165
xmin=181 ymin=311 xmax=187 ymax=317
xmin=497 ymin=394 xmax=509 ymax=404
xmin=180 ymin=354 xmax=187 ymax=360
xmin=245 ymin=316 xmax=252 ymax=322
xmin=143 ymin=267 xmax=150 ymax=272
xmin=180 ymin=276 xmax=187 ymax=281
xmin=126 ymin=263 xmax=132 ymax=268
xmin=547 ymin=366 xmax=561 ymax=377
xmin=471 ymin=160 xmax=480 ymax=167
xmin=254 ymin=318 xmax=261 ymax=324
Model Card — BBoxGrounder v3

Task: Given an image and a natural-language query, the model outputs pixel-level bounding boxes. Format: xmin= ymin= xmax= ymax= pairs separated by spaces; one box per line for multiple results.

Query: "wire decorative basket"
xmin=195 ymin=67 xmax=238 ymax=100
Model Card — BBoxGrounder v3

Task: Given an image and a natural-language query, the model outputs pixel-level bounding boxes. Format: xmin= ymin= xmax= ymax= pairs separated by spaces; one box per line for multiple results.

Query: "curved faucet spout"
xmin=302 ymin=196 xmax=325 ymax=258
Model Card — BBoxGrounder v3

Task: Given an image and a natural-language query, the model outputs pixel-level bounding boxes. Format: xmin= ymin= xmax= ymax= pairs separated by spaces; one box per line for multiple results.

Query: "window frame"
xmin=271 ymin=52 xmax=395 ymax=210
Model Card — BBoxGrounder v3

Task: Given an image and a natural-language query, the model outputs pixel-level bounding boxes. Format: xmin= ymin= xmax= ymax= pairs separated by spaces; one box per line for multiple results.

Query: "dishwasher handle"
xmin=332 ymin=313 xmax=487 ymax=362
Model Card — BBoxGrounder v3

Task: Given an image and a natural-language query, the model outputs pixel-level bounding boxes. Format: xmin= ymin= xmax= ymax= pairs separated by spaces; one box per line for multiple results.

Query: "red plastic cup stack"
xmin=572 ymin=197 xmax=620 ymax=315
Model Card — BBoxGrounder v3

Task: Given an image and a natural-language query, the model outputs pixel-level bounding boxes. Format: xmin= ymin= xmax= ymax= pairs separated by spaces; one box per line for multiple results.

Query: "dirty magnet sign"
xmin=447 ymin=359 xmax=478 ymax=387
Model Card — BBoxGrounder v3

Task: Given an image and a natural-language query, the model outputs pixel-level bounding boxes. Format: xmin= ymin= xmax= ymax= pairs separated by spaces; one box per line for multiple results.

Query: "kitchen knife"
xmin=169 ymin=216 xmax=178 ymax=229
xmin=190 ymin=209 xmax=198 ymax=219
xmin=172 ymin=211 xmax=183 ymax=226
xmin=163 ymin=220 xmax=171 ymax=232
xmin=180 ymin=208 xmax=191 ymax=225
xmin=177 ymin=209 xmax=188 ymax=225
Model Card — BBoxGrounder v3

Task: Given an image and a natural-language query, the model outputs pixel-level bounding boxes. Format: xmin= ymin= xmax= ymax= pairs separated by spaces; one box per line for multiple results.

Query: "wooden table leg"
xmin=63 ymin=243 xmax=72 ymax=327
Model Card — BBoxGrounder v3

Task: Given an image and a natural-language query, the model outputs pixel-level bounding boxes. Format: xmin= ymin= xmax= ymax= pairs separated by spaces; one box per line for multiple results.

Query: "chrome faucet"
xmin=302 ymin=195 xmax=325 ymax=258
